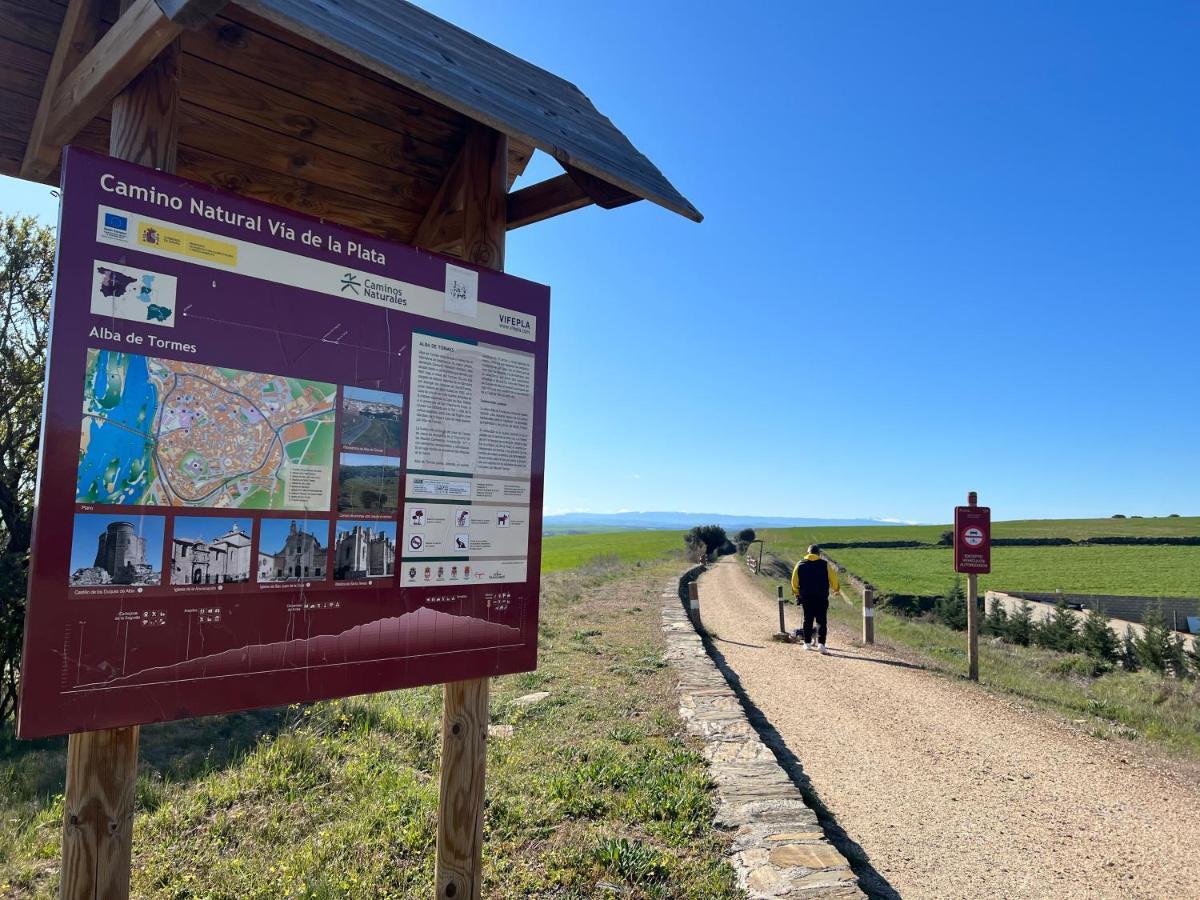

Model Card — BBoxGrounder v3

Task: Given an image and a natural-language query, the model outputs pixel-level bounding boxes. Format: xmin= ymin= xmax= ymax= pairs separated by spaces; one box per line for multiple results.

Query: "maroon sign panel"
xmin=953 ymin=505 xmax=992 ymax=574
xmin=17 ymin=148 xmax=549 ymax=739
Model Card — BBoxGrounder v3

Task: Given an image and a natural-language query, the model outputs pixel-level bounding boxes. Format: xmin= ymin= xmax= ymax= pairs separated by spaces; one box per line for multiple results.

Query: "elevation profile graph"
xmin=69 ymin=604 xmax=523 ymax=691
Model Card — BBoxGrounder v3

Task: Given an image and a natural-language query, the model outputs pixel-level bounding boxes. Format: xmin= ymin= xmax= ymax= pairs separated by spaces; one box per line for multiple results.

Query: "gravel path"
xmin=698 ymin=557 xmax=1200 ymax=900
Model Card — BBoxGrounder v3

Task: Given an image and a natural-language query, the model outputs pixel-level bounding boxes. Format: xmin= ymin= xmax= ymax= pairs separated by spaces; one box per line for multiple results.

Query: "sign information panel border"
xmin=18 ymin=148 xmax=550 ymax=739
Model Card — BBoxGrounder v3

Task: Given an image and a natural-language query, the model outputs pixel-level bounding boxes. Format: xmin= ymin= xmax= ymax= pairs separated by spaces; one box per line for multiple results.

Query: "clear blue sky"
xmin=7 ymin=1 xmax=1198 ymax=523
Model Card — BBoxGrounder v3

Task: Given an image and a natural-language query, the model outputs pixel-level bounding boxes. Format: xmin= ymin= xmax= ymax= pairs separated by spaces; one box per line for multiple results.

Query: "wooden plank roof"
xmin=0 ymin=0 xmax=701 ymax=244
xmin=239 ymin=0 xmax=701 ymax=223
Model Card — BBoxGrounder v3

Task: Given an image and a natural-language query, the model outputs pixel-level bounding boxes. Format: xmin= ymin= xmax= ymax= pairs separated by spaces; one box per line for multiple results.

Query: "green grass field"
xmin=824 ymin=545 xmax=1200 ymax=597
xmin=756 ymin=517 xmax=1200 ymax=598
xmin=758 ymin=515 xmax=1200 ymax=552
xmin=541 ymin=530 xmax=686 ymax=573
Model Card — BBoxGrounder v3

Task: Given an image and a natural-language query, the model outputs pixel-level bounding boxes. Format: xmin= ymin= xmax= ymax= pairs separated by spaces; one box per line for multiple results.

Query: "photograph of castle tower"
xmin=169 ymin=517 xmax=252 ymax=585
xmin=69 ymin=514 xmax=164 ymax=586
xmin=333 ymin=520 xmax=397 ymax=581
xmin=341 ymin=386 xmax=404 ymax=456
xmin=257 ymin=518 xmax=328 ymax=582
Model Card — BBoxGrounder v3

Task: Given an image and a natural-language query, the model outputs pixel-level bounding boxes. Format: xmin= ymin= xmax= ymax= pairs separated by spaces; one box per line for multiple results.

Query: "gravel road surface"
xmin=698 ymin=557 xmax=1200 ymax=900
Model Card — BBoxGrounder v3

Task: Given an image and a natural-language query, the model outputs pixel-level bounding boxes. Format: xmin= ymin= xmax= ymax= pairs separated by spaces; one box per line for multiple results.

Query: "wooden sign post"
xmin=954 ymin=492 xmax=992 ymax=682
xmin=59 ymin=12 xmax=181 ymax=897
xmin=431 ymin=122 xmax=507 ymax=900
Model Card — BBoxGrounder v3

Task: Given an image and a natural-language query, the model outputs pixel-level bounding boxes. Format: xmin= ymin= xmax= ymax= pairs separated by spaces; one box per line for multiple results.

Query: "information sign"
xmin=17 ymin=148 xmax=549 ymax=738
xmin=953 ymin=504 xmax=991 ymax=574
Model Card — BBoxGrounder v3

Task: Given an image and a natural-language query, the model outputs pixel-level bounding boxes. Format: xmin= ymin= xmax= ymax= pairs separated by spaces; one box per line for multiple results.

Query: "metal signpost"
xmin=954 ymin=491 xmax=991 ymax=680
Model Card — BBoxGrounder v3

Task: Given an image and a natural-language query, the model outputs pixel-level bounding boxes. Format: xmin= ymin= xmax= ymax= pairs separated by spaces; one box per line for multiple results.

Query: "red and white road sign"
xmin=954 ymin=505 xmax=991 ymax=573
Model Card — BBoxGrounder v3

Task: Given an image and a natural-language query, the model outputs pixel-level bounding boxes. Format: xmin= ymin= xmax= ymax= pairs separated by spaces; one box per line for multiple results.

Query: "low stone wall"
xmin=661 ymin=567 xmax=863 ymax=898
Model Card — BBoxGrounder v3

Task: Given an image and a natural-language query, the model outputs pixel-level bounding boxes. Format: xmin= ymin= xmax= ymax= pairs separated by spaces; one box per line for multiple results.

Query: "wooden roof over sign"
xmin=0 ymin=0 xmax=701 ymax=252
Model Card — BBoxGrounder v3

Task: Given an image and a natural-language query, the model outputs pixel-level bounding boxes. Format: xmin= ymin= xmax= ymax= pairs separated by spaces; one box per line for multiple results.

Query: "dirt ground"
xmin=697 ymin=557 xmax=1200 ymax=900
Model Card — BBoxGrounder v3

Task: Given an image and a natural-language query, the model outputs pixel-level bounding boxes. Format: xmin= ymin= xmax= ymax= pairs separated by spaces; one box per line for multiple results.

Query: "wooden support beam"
xmin=60 ymin=17 xmax=180 ymax=895
xmin=412 ymin=141 xmax=467 ymax=251
xmin=564 ymin=164 xmax=640 ymax=211
xmin=506 ymin=173 xmax=592 ymax=229
xmin=460 ymin=122 xmax=507 ymax=270
xmin=24 ymin=0 xmax=224 ymax=180
xmin=435 ymin=122 xmax=507 ymax=900
xmin=18 ymin=0 xmax=103 ymax=180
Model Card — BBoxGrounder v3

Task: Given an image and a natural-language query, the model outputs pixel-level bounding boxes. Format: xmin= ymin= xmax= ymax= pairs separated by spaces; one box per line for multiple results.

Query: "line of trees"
xmin=0 ymin=215 xmax=54 ymax=725
xmin=932 ymin=577 xmax=1198 ymax=678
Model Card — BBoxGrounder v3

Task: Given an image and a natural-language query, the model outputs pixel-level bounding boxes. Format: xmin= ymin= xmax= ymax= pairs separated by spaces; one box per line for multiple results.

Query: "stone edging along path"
xmin=661 ymin=566 xmax=864 ymax=899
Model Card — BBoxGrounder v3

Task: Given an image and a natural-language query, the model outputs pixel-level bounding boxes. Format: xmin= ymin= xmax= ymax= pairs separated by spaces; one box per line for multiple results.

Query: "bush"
xmin=934 ymin=579 xmax=967 ymax=631
xmin=1006 ymin=601 xmax=1034 ymax=646
xmin=1033 ymin=599 xmax=1079 ymax=653
xmin=1121 ymin=626 xmax=1140 ymax=672
xmin=734 ymin=528 xmax=756 ymax=554
xmin=684 ymin=525 xmax=728 ymax=562
xmin=1133 ymin=607 xmax=1176 ymax=675
xmin=1078 ymin=607 xmax=1120 ymax=664
xmin=1048 ymin=654 xmax=1112 ymax=678
xmin=983 ymin=595 xmax=1008 ymax=637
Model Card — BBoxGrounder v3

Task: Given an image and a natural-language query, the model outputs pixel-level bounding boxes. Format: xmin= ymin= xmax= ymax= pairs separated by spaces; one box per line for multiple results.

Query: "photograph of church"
xmin=333 ymin=520 xmax=397 ymax=581
xmin=169 ymin=517 xmax=252 ymax=585
xmin=257 ymin=519 xmax=329 ymax=582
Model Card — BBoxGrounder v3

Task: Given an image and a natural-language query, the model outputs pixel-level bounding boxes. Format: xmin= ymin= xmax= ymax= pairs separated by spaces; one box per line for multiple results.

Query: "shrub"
xmin=684 ymin=525 xmax=728 ymax=562
xmin=934 ymin=578 xmax=967 ymax=631
xmin=1033 ymin=599 xmax=1079 ymax=653
xmin=734 ymin=528 xmax=756 ymax=553
xmin=1006 ymin=601 xmax=1034 ymax=646
xmin=1121 ymin=626 xmax=1140 ymax=672
xmin=983 ymin=596 xmax=1008 ymax=637
xmin=1048 ymin=654 xmax=1111 ymax=678
xmin=1133 ymin=607 xmax=1175 ymax=675
xmin=1078 ymin=607 xmax=1120 ymax=664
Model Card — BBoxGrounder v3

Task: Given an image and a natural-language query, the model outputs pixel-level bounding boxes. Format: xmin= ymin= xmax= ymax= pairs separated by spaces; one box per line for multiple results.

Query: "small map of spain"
xmin=78 ymin=349 xmax=337 ymax=510
xmin=90 ymin=261 xmax=177 ymax=327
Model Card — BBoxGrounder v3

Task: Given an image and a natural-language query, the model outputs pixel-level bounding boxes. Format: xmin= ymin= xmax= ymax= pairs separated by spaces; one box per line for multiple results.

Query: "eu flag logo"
xmin=104 ymin=213 xmax=127 ymax=231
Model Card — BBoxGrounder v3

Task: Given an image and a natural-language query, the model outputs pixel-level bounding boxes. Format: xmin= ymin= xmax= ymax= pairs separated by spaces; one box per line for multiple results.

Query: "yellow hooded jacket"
xmin=791 ymin=553 xmax=839 ymax=600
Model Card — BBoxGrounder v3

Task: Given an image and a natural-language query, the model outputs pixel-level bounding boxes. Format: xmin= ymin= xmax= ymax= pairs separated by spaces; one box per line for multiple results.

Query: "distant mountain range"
xmin=543 ymin=511 xmax=905 ymax=533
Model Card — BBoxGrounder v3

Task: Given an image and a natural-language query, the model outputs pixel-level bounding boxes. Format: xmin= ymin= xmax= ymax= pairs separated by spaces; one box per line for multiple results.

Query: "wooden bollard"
xmin=863 ymin=588 xmax=875 ymax=644
xmin=687 ymin=581 xmax=700 ymax=628
xmin=777 ymin=584 xmax=787 ymax=637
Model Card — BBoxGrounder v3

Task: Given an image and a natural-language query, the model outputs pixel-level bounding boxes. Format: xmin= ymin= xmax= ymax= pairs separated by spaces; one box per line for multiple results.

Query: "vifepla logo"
xmin=498 ymin=313 xmax=532 ymax=335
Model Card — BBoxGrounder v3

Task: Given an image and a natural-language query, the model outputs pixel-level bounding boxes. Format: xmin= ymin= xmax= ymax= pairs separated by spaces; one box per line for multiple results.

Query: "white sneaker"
xmin=819 ymin=644 xmax=830 ymax=655
xmin=803 ymin=642 xmax=815 ymax=651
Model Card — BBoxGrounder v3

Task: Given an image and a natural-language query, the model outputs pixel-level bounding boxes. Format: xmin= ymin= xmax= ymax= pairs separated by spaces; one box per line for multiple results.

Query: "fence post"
xmin=863 ymin=588 xmax=875 ymax=644
xmin=777 ymin=584 xmax=787 ymax=637
xmin=687 ymin=581 xmax=701 ymax=629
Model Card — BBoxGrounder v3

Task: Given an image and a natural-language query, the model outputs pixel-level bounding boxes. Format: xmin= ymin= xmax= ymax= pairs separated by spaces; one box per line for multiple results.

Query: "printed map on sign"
xmin=78 ymin=349 xmax=335 ymax=509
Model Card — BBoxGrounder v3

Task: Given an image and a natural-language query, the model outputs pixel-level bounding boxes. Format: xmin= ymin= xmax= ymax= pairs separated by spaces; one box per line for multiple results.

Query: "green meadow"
xmin=757 ymin=516 xmax=1200 ymax=598
xmin=541 ymin=530 xmax=686 ymax=573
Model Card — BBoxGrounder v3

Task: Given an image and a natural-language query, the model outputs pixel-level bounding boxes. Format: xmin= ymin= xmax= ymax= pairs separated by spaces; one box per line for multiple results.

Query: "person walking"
xmin=791 ymin=545 xmax=839 ymax=653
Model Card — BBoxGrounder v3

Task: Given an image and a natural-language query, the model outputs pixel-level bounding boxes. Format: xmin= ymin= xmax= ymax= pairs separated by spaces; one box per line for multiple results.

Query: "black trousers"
xmin=800 ymin=597 xmax=829 ymax=644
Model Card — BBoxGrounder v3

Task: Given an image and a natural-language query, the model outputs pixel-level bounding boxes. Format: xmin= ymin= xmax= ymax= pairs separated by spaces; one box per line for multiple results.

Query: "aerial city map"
xmin=78 ymin=348 xmax=336 ymax=509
